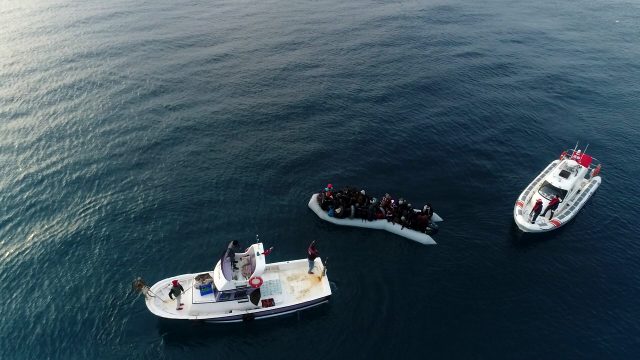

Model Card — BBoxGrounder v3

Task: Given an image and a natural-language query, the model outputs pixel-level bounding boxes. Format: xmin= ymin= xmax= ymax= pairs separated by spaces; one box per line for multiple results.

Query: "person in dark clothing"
xmin=350 ymin=192 xmax=359 ymax=209
xmin=367 ymin=198 xmax=379 ymax=221
xmin=397 ymin=198 xmax=408 ymax=216
xmin=422 ymin=204 xmax=434 ymax=222
xmin=227 ymin=240 xmax=242 ymax=270
xmin=354 ymin=190 xmax=369 ymax=220
xmin=307 ymin=241 xmax=320 ymax=274
xmin=398 ymin=201 xmax=411 ymax=229
xmin=228 ymin=240 xmax=242 ymax=253
xmin=530 ymin=199 xmax=543 ymax=224
xmin=406 ymin=204 xmax=417 ymax=229
xmin=415 ymin=213 xmax=429 ymax=232
xmin=385 ymin=208 xmax=394 ymax=222
xmin=357 ymin=190 xmax=368 ymax=207
xmin=541 ymin=196 xmax=562 ymax=219
xmin=169 ymin=279 xmax=185 ymax=310
xmin=319 ymin=192 xmax=330 ymax=210
xmin=380 ymin=193 xmax=392 ymax=210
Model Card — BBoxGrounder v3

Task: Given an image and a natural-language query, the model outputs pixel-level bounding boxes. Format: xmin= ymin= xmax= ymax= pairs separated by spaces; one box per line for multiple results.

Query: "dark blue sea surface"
xmin=1 ymin=0 xmax=639 ymax=358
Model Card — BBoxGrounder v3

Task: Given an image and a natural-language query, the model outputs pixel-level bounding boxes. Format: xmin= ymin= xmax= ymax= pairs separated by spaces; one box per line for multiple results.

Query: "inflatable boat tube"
xmin=308 ymin=194 xmax=443 ymax=245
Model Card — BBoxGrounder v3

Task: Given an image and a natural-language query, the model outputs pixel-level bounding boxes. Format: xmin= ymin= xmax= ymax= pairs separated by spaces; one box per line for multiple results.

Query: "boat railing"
xmin=559 ymin=149 xmax=602 ymax=178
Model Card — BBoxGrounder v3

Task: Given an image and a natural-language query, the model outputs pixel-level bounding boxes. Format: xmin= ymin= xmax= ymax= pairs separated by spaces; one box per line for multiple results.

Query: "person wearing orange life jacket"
xmin=529 ymin=199 xmax=543 ymax=224
xmin=542 ymin=196 xmax=562 ymax=219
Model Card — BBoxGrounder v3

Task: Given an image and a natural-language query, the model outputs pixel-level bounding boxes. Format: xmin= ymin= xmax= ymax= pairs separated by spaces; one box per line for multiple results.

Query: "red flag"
xmin=579 ymin=154 xmax=593 ymax=168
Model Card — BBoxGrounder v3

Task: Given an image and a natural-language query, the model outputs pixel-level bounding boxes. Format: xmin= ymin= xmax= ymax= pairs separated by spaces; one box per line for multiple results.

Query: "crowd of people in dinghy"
xmin=317 ymin=184 xmax=438 ymax=235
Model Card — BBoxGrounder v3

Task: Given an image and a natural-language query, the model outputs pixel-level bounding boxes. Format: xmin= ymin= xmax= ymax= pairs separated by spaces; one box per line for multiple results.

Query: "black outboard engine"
xmin=425 ymin=222 xmax=439 ymax=235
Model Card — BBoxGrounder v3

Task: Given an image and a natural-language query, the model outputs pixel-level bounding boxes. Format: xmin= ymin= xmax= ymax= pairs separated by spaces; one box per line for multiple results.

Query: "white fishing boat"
xmin=308 ymin=193 xmax=443 ymax=245
xmin=513 ymin=145 xmax=602 ymax=233
xmin=135 ymin=240 xmax=331 ymax=323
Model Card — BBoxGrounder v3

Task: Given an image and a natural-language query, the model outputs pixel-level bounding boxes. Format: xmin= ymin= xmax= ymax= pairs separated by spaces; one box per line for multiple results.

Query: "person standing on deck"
xmin=542 ymin=195 xmax=562 ymax=219
xmin=530 ymin=199 xmax=543 ymax=224
xmin=307 ymin=240 xmax=320 ymax=274
xmin=169 ymin=280 xmax=185 ymax=310
xmin=227 ymin=240 xmax=243 ymax=270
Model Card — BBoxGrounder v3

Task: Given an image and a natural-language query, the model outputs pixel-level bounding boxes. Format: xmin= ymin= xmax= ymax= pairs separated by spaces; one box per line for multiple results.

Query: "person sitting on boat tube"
xmin=356 ymin=190 xmax=367 ymax=207
xmin=307 ymin=241 xmax=320 ymax=274
xmin=542 ymin=195 xmax=562 ymax=219
xmin=406 ymin=204 xmax=417 ymax=227
xmin=325 ymin=183 xmax=334 ymax=197
xmin=380 ymin=193 xmax=392 ymax=210
xmin=319 ymin=192 xmax=330 ymax=210
xmin=397 ymin=198 xmax=407 ymax=214
xmin=530 ymin=199 xmax=543 ymax=224
xmin=367 ymin=198 xmax=379 ymax=221
xmin=169 ymin=280 xmax=185 ymax=311
xmin=327 ymin=205 xmax=335 ymax=217
xmin=422 ymin=203 xmax=434 ymax=222
xmin=355 ymin=191 xmax=369 ymax=220
xmin=385 ymin=207 xmax=395 ymax=222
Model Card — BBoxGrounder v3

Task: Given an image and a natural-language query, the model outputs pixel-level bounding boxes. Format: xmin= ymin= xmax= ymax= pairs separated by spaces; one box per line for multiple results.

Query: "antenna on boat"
xmin=256 ymin=234 xmax=259 ymax=244
xmin=321 ymin=257 xmax=329 ymax=278
xmin=583 ymin=143 xmax=589 ymax=154
xmin=572 ymin=141 xmax=579 ymax=154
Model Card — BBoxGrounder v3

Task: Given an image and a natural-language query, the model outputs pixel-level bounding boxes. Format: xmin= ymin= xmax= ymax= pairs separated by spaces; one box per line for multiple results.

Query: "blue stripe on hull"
xmin=202 ymin=296 xmax=331 ymax=323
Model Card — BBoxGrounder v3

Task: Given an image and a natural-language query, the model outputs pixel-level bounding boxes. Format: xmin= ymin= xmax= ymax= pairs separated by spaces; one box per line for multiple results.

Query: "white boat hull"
xmin=145 ymin=258 xmax=331 ymax=322
xmin=308 ymin=194 xmax=443 ymax=245
xmin=513 ymin=159 xmax=601 ymax=233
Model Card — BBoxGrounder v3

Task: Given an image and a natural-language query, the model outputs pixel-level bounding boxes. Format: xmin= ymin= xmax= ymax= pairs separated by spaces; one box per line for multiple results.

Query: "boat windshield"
xmin=538 ymin=181 xmax=567 ymax=200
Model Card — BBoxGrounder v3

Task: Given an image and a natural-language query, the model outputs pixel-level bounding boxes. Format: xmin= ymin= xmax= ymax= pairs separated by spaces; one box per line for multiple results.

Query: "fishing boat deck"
xmin=260 ymin=260 xmax=328 ymax=305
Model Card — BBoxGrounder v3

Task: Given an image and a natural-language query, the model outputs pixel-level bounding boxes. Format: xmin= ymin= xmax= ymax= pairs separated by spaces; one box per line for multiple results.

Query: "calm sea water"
xmin=1 ymin=0 xmax=639 ymax=358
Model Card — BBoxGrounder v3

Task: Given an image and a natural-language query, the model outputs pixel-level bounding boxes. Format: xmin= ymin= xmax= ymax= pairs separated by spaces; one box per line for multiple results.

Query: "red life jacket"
xmin=533 ymin=202 xmax=543 ymax=212
xmin=308 ymin=245 xmax=319 ymax=260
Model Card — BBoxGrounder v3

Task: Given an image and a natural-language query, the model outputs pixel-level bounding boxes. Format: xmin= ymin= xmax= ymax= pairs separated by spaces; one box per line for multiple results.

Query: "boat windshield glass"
xmin=538 ymin=181 xmax=568 ymax=200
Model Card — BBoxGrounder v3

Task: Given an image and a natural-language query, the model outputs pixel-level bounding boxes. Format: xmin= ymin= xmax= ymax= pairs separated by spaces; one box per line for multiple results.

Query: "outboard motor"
xmin=425 ymin=222 xmax=439 ymax=235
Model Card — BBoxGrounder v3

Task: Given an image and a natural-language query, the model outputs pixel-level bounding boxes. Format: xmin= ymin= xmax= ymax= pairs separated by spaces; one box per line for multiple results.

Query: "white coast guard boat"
xmin=514 ymin=146 xmax=602 ymax=233
xmin=137 ymin=240 xmax=331 ymax=323
xmin=308 ymin=194 xmax=443 ymax=245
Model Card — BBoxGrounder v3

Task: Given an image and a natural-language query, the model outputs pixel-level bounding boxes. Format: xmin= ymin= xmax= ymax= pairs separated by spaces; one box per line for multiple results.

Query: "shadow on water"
xmin=156 ymin=304 xmax=332 ymax=345
xmin=508 ymin=221 xmax=572 ymax=249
